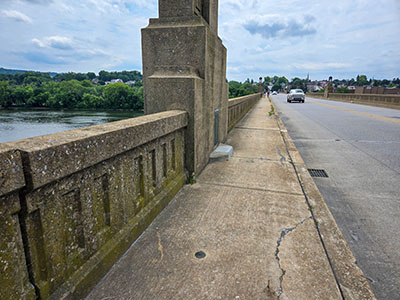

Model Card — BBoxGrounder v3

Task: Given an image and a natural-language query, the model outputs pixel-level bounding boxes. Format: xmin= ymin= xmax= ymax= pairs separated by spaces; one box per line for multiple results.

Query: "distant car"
xmin=272 ymin=91 xmax=278 ymax=95
xmin=287 ymin=89 xmax=305 ymax=103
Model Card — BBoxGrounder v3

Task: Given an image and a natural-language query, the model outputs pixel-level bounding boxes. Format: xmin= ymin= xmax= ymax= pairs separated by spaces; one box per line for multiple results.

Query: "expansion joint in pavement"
xmin=235 ymin=126 xmax=280 ymax=131
xmin=275 ymin=217 xmax=313 ymax=299
xmin=197 ymin=181 xmax=304 ymax=197
xmin=232 ymin=155 xmax=281 ymax=162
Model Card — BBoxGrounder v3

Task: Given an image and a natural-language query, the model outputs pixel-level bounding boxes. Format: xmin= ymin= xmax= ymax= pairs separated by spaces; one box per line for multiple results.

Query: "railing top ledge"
xmin=322 ymin=93 xmax=400 ymax=98
xmin=3 ymin=110 xmax=188 ymax=190
xmin=228 ymin=92 xmax=262 ymax=107
xmin=0 ymin=144 xmax=25 ymax=197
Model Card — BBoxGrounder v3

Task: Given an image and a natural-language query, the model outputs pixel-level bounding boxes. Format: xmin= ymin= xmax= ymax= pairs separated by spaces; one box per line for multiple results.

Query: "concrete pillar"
xmin=142 ymin=0 xmax=228 ymax=176
xmin=258 ymin=77 xmax=264 ymax=93
xmin=325 ymin=78 xmax=333 ymax=98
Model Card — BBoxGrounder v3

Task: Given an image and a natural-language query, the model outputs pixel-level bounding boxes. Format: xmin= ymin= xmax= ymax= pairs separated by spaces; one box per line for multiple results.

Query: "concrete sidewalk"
xmin=86 ymin=97 xmax=374 ymax=300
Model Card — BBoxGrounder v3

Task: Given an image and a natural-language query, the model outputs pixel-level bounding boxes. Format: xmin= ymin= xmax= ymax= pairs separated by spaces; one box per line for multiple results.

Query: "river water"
xmin=0 ymin=110 xmax=143 ymax=143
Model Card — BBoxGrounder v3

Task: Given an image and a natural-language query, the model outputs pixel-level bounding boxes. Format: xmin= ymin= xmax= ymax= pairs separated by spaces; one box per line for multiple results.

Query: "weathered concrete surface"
xmin=9 ymin=110 xmax=187 ymax=190
xmin=0 ymin=194 xmax=36 ymax=300
xmin=87 ymin=96 xmax=371 ymax=299
xmin=0 ymin=144 xmax=25 ymax=196
xmin=0 ymin=145 xmax=36 ymax=300
xmin=1 ymin=111 xmax=188 ymax=300
xmin=228 ymin=93 xmax=262 ymax=131
xmin=142 ymin=0 xmax=229 ymax=176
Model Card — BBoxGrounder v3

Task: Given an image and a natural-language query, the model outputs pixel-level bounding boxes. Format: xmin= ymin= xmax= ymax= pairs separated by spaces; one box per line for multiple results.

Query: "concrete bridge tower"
xmin=142 ymin=0 xmax=228 ymax=176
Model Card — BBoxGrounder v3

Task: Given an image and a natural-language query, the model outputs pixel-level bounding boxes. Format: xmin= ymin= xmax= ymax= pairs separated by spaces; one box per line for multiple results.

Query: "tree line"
xmin=228 ymin=79 xmax=260 ymax=98
xmin=0 ymin=71 xmax=143 ymax=110
xmin=0 ymin=70 xmax=264 ymax=109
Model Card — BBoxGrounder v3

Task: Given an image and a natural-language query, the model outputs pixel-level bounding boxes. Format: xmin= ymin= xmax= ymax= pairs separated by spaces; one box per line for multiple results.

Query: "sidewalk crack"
xmin=152 ymin=232 xmax=164 ymax=263
xmin=275 ymin=217 xmax=312 ymax=299
xmin=276 ymin=146 xmax=287 ymax=165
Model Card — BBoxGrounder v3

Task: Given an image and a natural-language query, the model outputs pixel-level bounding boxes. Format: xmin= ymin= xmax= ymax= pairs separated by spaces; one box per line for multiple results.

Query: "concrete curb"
xmin=269 ymin=96 xmax=377 ymax=300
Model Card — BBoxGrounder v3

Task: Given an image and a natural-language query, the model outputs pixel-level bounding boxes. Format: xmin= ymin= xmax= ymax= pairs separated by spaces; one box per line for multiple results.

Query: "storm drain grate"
xmin=308 ymin=169 xmax=329 ymax=178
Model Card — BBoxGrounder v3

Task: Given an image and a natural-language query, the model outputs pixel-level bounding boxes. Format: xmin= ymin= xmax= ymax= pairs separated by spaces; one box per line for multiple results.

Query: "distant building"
xmin=125 ymin=80 xmax=136 ymax=86
xmin=319 ymin=81 xmax=328 ymax=88
xmin=307 ymin=81 xmax=322 ymax=92
xmin=105 ymin=79 xmax=124 ymax=85
xmin=92 ymin=78 xmax=99 ymax=84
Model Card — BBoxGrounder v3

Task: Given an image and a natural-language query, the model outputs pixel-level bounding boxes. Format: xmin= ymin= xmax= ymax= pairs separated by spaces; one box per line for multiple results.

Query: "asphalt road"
xmin=270 ymin=94 xmax=400 ymax=299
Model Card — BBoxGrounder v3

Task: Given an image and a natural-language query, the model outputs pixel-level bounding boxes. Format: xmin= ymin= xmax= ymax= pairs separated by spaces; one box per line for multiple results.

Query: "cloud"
xmin=19 ymin=51 xmax=66 ymax=65
xmin=228 ymin=66 xmax=240 ymax=72
xmin=243 ymin=14 xmax=317 ymax=39
xmin=32 ymin=38 xmax=45 ymax=48
xmin=32 ymin=36 xmax=74 ymax=50
xmin=0 ymin=0 xmax=398 ymax=80
xmin=292 ymin=62 xmax=351 ymax=71
xmin=58 ymin=4 xmax=74 ymax=13
xmin=20 ymin=0 xmax=53 ymax=4
xmin=46 ymin=36 xmax=73 ymax=50
xmin=26 ymin=34 xmax=121 ymax=67
xmin=1 ymin=10 xmax=32 ymax=23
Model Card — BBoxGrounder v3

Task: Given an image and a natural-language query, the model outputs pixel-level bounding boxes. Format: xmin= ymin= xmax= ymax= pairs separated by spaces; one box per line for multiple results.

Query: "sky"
xmin=0 ymin=0 xmax=399 ymax=81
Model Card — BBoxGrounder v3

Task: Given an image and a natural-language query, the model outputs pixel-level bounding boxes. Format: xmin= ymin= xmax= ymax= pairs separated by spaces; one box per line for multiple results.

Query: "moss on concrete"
xmin=1 ymin=112 xmax=187 ymax=300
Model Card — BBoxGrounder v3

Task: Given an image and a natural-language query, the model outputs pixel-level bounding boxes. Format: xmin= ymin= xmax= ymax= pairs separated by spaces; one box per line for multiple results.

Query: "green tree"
xmin=99 ymin=70 xmax=111 ymax=82
xmin=29 ymin=91 xmax=50 ymax=107
xmin=87 ymin=72 xmax=96 ymax=80
xmin=228 ymin=80 xmax=259 ymax=98
xmin=0 ymin=81 xmax=12 ymax=107
xmin=381 ymin=79 xmax=390 ymax=86
xmin=81 ymin=80 xmax=93 ymax=88
xmin=11 ymin=85 xmax=34 ymax=106
xmin=51 ymin=80 xmax=86 ymax=108
xmin=0 ymin=70 xmax=144 ymax=110
xmin=237 ymin=82 xmax=258 ymax=96
xmin=264 ymin=76 xmax=271 ymax=85
xmin=336 ymin=87 xmax=350 ymax=93
xmin=228 ymin=81 xmax=242 ymax=98
xmin=277 ymin=76 xmax=288 ymax=85
xmin=271 ymin=83 xmax=280 ymax=92
xmin=356 ymin=75 xmax=368 ymax=86
xmin=23 ymin=75 xmax=42 ymax=85
xmin=291 ymin=77 xmax=307 ymax=91
xmin=135 ymin=86 xmax=144 ymax=110
xmin=104 ymin=83 xmax=130 ymax=108
xmin=78 ymin=93 xmax=105 ymax=109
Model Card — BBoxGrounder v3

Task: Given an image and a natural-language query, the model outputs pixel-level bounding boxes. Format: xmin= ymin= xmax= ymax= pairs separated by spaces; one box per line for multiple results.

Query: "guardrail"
xmin=228 ymin=93 xmax=262 ymax=131
xmin=307 ymin=92 xmax=400 ymax=109
xmin=0 ymin=110 xmax=187 ymax=299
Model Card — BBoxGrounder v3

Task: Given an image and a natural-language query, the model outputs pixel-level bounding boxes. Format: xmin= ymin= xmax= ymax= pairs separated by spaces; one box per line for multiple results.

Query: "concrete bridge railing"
xmin=0 ymin=111 xmax=187 ymax=299
xmin=307 ymin=92 xmax=400 ymax=109
xmin=228 ymin=93 xmax=262 ymax=132
xmin=0 ymin=93 xmax=260 ymax=299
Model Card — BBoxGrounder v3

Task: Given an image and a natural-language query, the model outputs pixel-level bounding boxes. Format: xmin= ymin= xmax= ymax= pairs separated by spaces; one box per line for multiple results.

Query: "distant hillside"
xmin=0 ymin=67 xmax=58 ymax=77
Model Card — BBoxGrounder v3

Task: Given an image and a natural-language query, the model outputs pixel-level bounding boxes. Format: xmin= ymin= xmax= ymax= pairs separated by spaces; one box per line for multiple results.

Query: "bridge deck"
xmin=86 ymin=97 xmax=342 ymax=299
